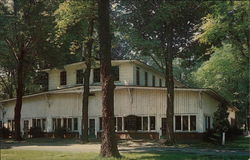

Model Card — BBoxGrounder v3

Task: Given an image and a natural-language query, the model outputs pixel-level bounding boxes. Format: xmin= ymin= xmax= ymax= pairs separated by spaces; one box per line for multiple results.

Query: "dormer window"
xmin=136 ymin=67 xmax=140 ymax=85
xmin=152 ymin=75 xmax=155 ymax=87
xmin=93 ymin=68 xmax=100 ymax=83
xmin=76 ymin=69 xmax=84 ymax=84
xmin=112 ymin=66 xmax=119 ymax=81
xmin=60 ymin=71 xmax=67 ymax=85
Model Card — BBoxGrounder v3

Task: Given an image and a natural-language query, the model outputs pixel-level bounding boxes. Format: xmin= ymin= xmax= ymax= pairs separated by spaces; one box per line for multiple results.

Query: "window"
xmin=159 ymin=79 xmax=162 ymax=87
xmin=32 ymin=119 xmax=37 ymax=127
xmin=56 ymin=118 xmax=61 ymax=129
xmin=24 ymin=120 xmax=29 ymax=131
xmin=37 ymin=119 xmax=41 ymax=128
xmin=63 ymin=118 xmax=67 ymax=128
xmin=74 ymin=118 xmax=78 ymax=131
xmin=175 ymin=115 xmax=197 ymax=132
xmin=93 ymin=68 xmax=100 ymax=83
xmin=136 ymin=67 xmax=140 ymax=85
xmin=68 ymin=118 xmax=72 ymax=131
xmin=182 ymin=116 xmax=189 ymax=131
xmin=117 ymin=117 xmax=122 ymax=131
xmin=190 ymin=116 xmax=196 ymax=131
xmin=76 ymin=69 xmax=84 ymax=84
xmin=175 ymin=116 xmax=181 ymax=130
xmin=0 ymin=121 xmax=2 ymax=128
xmin=52 ymin=118 xmax=56 ymax=130
xmin=99 ymin=117 xmax=102 ymax=130
xmin=205 ymin=116 xmax=211 ymax=130
xmin=136 ymin=117 xmax=142 ymax=130
xmin=42 ymin=119 xmax=46 ymax=131
xmin=144 ymin=72 xmax=148 ymax=86
xmin=125 ymin=115 xmax=137 ymax=130
xmin=152 ymin=75 xmax=155 ymax=87
xmin=112 ymin=66 xmax=119 ymax=81
xmin=60 ymin=71 xmax=67 ymax=85
xmin=143 ymin=117 xmax=148 ymax=131
xmin=150 ymin=116 xmax=155 ymax=130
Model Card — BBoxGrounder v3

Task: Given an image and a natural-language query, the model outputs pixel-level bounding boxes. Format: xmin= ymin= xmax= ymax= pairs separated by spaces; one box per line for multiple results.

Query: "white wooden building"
xmin=0 ymin=60 xmax=238 ymax=140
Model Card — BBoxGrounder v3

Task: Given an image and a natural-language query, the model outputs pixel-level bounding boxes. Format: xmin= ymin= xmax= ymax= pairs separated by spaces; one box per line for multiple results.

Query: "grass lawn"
xmin=187 ymin=136 xmax=250 ymax=151
xmin=1 ymin=150 xmax=248 ymax=160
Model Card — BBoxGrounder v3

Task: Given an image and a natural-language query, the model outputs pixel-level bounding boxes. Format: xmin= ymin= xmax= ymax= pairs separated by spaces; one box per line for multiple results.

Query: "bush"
xmin=54 ymin=127 xmax=67 ymax=138
xmin=30 ymin=127 xmax=43 ymax=138
xmin=0 ymin=127 xmax=10 ymax=139
xmin=203 ymin=129 xmax=220 ymax=144
xmin=226 ymin=126 xmax=243 ymax=140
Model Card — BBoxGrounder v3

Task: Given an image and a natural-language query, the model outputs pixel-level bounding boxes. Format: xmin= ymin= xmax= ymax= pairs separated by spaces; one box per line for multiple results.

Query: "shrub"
xmin=226 ymin=126 xmax=243 ymax=140
xmin=30 ymin=127 xmax=43 ymax=138
xmin=0 ymin=127 xmax=10 ymax=139
xmin=203 ymin=129 xmax=220 ymax=144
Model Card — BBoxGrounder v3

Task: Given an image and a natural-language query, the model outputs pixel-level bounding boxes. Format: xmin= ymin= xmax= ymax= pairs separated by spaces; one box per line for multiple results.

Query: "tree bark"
xmin=82 ymin=19 xmax=94 ymax=142
xmin=165 ymin=31 xmax=175 ymax=145
xmin=98 ymin=0 xmax=120 ymax=157
xmin=14 ymin=49 xmax=25 ymax=141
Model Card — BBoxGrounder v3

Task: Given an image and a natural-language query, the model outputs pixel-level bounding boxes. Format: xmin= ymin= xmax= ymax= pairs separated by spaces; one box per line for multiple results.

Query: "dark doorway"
xmin=89 ymin=119 xmax=95 ymax=137
xmin=161 ymin=118 xmax=167 ymax=136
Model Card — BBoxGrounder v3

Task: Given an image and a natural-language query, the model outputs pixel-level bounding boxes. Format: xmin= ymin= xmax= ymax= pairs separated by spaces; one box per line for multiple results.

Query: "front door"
xmin=161 ymin=118 xmax=167 ymax=136
xmin=89 ymin=119 xmax=95 ymax=137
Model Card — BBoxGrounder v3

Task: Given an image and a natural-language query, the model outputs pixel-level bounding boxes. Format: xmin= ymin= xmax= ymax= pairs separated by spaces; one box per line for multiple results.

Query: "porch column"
xmin=47 ymin=117 xmax=53 ymax=132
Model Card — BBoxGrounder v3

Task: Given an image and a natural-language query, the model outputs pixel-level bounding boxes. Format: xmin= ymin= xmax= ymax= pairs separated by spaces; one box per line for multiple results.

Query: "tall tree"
xmin=0 ymin=0 xmax=66 ymax=140
xmin=98 ymin=0 xmax=120 ymax=157
xmin=117 ymin=0 xmax=207 ymax=144
xmin=54 ymin=0 xmax=97 ymax=142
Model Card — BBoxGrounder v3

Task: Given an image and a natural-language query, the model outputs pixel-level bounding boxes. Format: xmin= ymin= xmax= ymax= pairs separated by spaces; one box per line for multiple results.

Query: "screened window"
xmin=125 ymin=115 xmax=137 ymax=130
xmin=93 ymin=68 xmax=100 ymax=82
xmin=182 ymin=116 xmax=189 ymax=131
xmin=112 ymin=66 xmax=119 ymax=81
xmin=150 ymin=116 xmax=155 ymax=130
xmin=143 ymin=117 xmax=148 ymax=131
xmin=175 ymin=116 xmax=181 ymax=130
xmin=74 ymin=118 xmax=78 ymax=131
xmin=60 ymin=71 xmax=67 ymax=85
xmin=76 ymin=69 xmax=84 ymax=84
xmin=152 ymin=75 xmax=155 ymax=87
xmin=136 ymin=67 xmax=140 ymax=85
xmin=190 ymin=116 xmax=196 ymax=131
xmin=145 ymin=72 xmax=148 ymax=86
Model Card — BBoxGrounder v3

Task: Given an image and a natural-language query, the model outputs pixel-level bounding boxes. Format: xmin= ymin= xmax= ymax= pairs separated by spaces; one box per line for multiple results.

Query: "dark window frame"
xmin=76 ymin=69 xmax=84 ymax=84
xmin=60 ymin=71 xmax=67 ymax=85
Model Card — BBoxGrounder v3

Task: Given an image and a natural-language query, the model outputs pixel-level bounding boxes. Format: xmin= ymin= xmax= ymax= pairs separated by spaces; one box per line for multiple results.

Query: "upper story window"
xmin=152 ymin=75 xmax=155 ymax=87
xmin=93 ymin=68 xmax=100 ymax=83
xmin=76 ymin=69 xmax=84 ymax=84
xmin=112 ymin=66 xmax=119 ymax=81
xmin=144 ymin=72 xmax=148 ymax=86
xmin=159 ymin=78 xmax=162 ymax=87
xmin=60 ymin=71 xmax=67 ymax=85
xmin=136 ymin=67 xmax=140 ymax=85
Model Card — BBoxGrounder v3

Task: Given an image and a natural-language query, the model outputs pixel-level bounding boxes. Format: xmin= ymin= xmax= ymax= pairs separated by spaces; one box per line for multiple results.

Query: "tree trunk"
xmin=82 ymin=19 xmax=94 ymax=143
xmin=165 ymin=32 xmax=175 ymax=145
xmin=14 ymin=49 xmax=25 ymax=141
xmin=98 ymin=0 xmax=120 ymax=157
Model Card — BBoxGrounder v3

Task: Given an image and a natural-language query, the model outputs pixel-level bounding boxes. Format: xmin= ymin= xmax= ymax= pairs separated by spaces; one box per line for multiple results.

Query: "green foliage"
xmin=213 ymin=103 xmax=230 ymax=133
xmin=191 ymin=44 xmax=249 ymax=123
